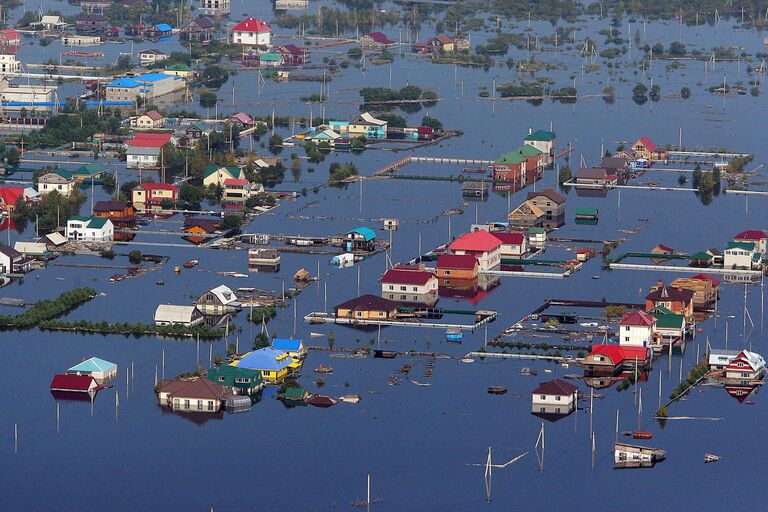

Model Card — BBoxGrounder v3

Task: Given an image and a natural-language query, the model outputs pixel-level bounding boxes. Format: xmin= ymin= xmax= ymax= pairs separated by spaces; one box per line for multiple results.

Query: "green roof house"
xmin=280 ymin=386 xmax=309 ymax=402
xmin=523 ymin=129 xmax=556 ymax=165
xmin=207 ymin=365 xmax=264 ymax=395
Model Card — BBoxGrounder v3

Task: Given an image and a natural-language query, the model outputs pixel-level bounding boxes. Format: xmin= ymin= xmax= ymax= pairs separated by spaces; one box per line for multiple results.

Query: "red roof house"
xmin=230 ymin=18 xmax=272 ymax=46
xmin=493 ymin=231 xmax=527 ymax=257
xmin=50 ymin=374 xmax=99 ymax=392
xmin=735 ymin=230 xmax=768 ymax=253
xmin=691 ymin=273 xmax=720 ymax=288
xmin=128 ymin=132 xmax=174 ymax=148
xmin=436 ymin=253 xmax=478 ymax=280
xmin=583 ymin=344 xmax=652 ymax=373
xmin=231 ymin=18 xmax=271 ymax=33
xmin=448 ymin=230 xmax=501 ymax=270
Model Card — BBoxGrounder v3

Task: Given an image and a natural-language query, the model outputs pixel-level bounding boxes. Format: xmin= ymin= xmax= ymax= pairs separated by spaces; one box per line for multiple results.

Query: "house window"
xmin=540 ymin=395 xmax=546 ymax=400
xmin=218 ymin=376 xmax=225 ymax=382
xmin=413 ymin=287 xmax=418 ymax=292
xmin=400 ymin=286 xmax=406 ymax=291
xmin=400 ymin=295 xmax=406 ymax=300
xmin=173 ymin=398 xmax=179 ymax=407
xmin=625 ymin=337 xmax=629 ymax=342
xmin=444 ymin=270 xmax=450 ymax=275
xmin=388 ymin=285 xmax=394 ymax=290
xmin=184 ymin=399 xmax=190 ymax=408
xmin=356 ymin=311 xmax=362 ymax=317
xmin=197 ymin=400 xmax=203 ymax=410
xmin=624 ymin=326 xmax=630 ymax=331
xmin=555 ymin=396 xmax=561 ymax=401
xmin=207 ymin=400 xmax=214 ymax=411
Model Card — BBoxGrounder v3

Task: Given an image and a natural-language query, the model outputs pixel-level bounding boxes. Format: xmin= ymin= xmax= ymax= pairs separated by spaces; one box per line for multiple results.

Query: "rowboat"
xmin=183 ymin=259 xmax=198 ymax=268
xmin=487 ymin=386 xmax=508 ymax=395
xmin=704 ymin=454 xmax=720 ymax=463
xmin=632 ymin=431 xmax=653 ymax=440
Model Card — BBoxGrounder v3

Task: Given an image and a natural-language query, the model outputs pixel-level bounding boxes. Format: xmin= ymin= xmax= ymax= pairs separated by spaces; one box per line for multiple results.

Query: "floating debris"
xmin=487 ymin=386 xmax=508 ymax=395
xmin=704 ymin=454 xmax=721 ymax=463
xmin=314 ymin=364 xmax=334 ymax=374
xmin=339 ymin=394 xmax=361 ymax=404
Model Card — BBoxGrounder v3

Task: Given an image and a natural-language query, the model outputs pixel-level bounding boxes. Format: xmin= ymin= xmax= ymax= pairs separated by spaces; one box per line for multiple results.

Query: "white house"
xmin=724 ymin=241 xmax=761 ymax=270
xmin=138 ymin=49 xmax=168 ymax=66
xmin=230 ymin=17 xmax=271 ymax=46
xmin=380 ymin=265 xmax=437 ymax=304
xmin=196 ymin=284 xmax=239 ymax=315
xmin=531 ymin=379 xmax=579 ymax=413
xmin=65 ymin=216 xmax=114 ymax=242
xmin=66 ymin=357 xmax=118 ymax=381
xmin=0 ymin=245 xmax=33 ymax=274
xmin=154 ymin=304 xmax=204 ymax=326
xmin=130 ymin=110 xmax=166 ymax=130
xmin=38 ymin=171 xmax=77 ymax=196
xmin=725 ymin=350 xmax=766 ymax=380
xmin=492 ymin=231 xmax=528 ymax=257
xmin=618 ymin=310 xmax=656 ymax=347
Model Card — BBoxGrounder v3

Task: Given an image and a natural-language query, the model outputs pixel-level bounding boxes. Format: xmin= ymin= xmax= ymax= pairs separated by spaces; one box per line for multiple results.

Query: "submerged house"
xmin=582 ymin=345 xmax=652 ymax=374
xmin=156 ymin=378 xmax=233 ymax=412
xmin=448 ymin=230 xmax=501 ymax=271
xmin=646 ymin=280 xmax=694 ymax=322
xmin=724 ymin=350 xmax=766 ymax=381
xmin=50 ymin=374 xmax=99 ymax=393
xmin=153 ymin=304 xmax=204 ymax=326
xmin=436 ymin=253 xmax=478 ymax=280
xmin=344 ymin=227 xmax=376 ymax=252
xmin=66 ymin=357 xmax=117 ymax=381
xmin=335 ymin=294 xmax=400 ymax=320
xmin=523 ymin=129 xmax=556 ymax=165
xmin=206 ymin=365 xmax=264 ymax=395
xmin=531 ymin=378 xmax=578 ymax=420
xmin=234 ymin=347 xmax=299 ymax=383
xmin=196 ymin=285 xmax=239 ymax=316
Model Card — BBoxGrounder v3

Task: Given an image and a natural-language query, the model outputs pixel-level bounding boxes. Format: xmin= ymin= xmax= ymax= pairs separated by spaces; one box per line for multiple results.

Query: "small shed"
xmin=50 ymin=374 xmax=99 ymax=393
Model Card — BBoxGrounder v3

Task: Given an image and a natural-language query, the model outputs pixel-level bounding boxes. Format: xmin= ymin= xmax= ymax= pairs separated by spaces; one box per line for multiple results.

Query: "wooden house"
xmin=630 ymin=136 xmax=666 ymax=161
xmin=526 ymin=189 xmax=565 ymax=221
xmin=650 ymin=243 xmax=676 ymax=264
xmin=427 ymin=35 xmax=455 ymax=53
xmin=93 ymin=200 xmax=136 ymax=226
xmin=179 ymin=15 xmax=215 ymax=43
xmin=75 ymin=13 xmax=108 ymax=35
xmin=575 ymin=167 xmax=618 ymax=186
xmin=359 ymin=32 xmax=394 ymax=51
xmin=507 ymin=200 xmax=545 ymax=228
xmin=670 ymin=274 xmax=720 ymax=306
xmin=582 ymin=345 xmax=652 ymax=374
xmin=183 ymin=217 xmax=222 ymax=244
xmin=278 ymin=44 xmax=307 ymax=65
xmin=335 ymin=294 xmax=399 ymax=320
xmin=144 ymin=23 xmax=173 ymax=39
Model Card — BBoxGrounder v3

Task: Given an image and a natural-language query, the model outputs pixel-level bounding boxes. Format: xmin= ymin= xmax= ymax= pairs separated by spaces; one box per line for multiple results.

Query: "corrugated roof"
xmin=50 ymin=374 xmax=96 ymax=391
xmin=272 ymin=338 xmax=303 ymax=351
xmin=157 ymin=377 xmax=232 ymax=401
xmin=726 ymin=241 xmax=756 ymax=251
xmin=381 ymin=268 xmax=435 ymax=285
xmin=335 ymin=294 xmax=399 ymax=312
xmin=436 ymin=253 xmax=477 ymax=269
xmin=449 ymin=230 xmax=501 ymax=252
xmin=347 ymin=227 xmax=376 ymax=241
xmin=734 ymin=230 xmax=768 ymax=241
xmin=154 ymin=304 xmax=199 ymax=323
xmin=619 ymin=310 xmax=656 ymax=327
xmin=646 ymin=283 xmax=694 ymax=303
xmin=67 ymin=357 xmax=116 ymax=374
xmin=524 ymin=129 xmax=556 ymax=142
xmin=527 ymin=188 xmax=565 ymax=204
xmin=532 ymin=378 xmax=578 ymax=396
xmin=493 ymin=232 xmax=525 ymax=245
xmin=235 ymin=347 xmax=294 ymax=371
xmin=231 ymin=17 xmax=271 ymax=33
xmin=495 ymin=152 xmax=526 ymax=165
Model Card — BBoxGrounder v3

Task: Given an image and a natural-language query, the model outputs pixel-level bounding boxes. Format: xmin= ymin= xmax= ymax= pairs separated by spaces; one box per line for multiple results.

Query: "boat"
xmin=109 ymin=274 xmax=125 ymax=282
xmin=310 ymin=332 xmax=324 ymax=338
xmin=314 ymin=364 xmax=334 ymax=374
xmin=308 ymin=394 xmax=338 ymax=407
xmin=232 ymin=273 xmax=248 ymax=278
xmin=174 ymin=266 xmax=181 ymax=273
xmin=632 ymin=431 xmax=654 ymax=440
xmin=614 ymin=442 xmax=666 ymax=468
xmin=183 ymin=259 xmax=199 ymax=268
xmin=704 ymin=453 xmax=720 ymax=463
xmin=446 ymin=328 xmax=463 ymax=343
xmin=487 ymin=386 xmax=508 ymax=395
xmin=461 ymin=358 xmax=474 ymax=363
xmin=520 ymin=367 xmax=538 ymax=376
xmin=156 ymin=280 xmax=164 ymax=286
xmin=339 ymin=394 xmax=361 ymax=404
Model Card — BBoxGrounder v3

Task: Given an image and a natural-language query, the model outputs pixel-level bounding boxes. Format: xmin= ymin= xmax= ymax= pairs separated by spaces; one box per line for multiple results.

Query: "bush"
xmin=128 ymin=250 xmax=142 ymax=264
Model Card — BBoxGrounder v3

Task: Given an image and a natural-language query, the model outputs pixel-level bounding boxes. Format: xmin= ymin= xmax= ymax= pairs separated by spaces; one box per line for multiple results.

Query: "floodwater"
xmin=0 ymin=2 xmax=767 ymax=510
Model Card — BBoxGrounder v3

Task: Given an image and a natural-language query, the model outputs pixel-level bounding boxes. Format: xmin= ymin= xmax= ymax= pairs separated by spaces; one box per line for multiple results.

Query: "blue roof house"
xmin=105 ymin=73 xmax=183 ymax=102
xmin=234 ymin=347 xmax=298 ymax=383
xmin=272 ymin=338 xmax=306 ymax=359
xmin=66 ymin=357 xmax=118 ymax=381
xmin=345 ymin=227 xmax=376 ymax=252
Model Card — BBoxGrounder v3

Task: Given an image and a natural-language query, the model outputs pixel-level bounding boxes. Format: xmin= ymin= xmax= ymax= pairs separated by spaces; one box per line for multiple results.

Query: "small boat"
xmin=488 ymin=386 xmax=508 ymax=395
xmin=544 ymin=369 xmax=553 ymax=373
xmin=592 ymin=275 xmax=600 ymax=280
xmin=520 ymin=367 xmax=538 ymax=376
xmin=109 ymin=274 xmax=125 ymax=282
xmin=561 ymin=363 xmax=569 ymax=368
xmin=308 ymin=394 xmax=338 ymax=407
xmin=461 ymin=358 xmax=474 ymax=363
xmin=339 ymin=394 xmax=361 ymax=404
xmin=183 ymin=259 xmax=199 ymax=268
xmin=373 ymin=349 xmax=398 ymax=359
xmin=310 ymin=332 xmax=324 ymax=338
xmin=314 ymin=364 xmax=334 ymax=374
xmin=704 ymin=454 xmax=720 ymax=463
xmin=632 ymin=431 xmax=654 ymax=440
xmin=156 ymin=280 xmax=165 ymax=286
xmin=410 ymin=380 xmax=431 ymax=387
xmin=174 ymin=266 xmax=181 ymax=273
xmin=232 ymin=273 xmax=248 ymax=278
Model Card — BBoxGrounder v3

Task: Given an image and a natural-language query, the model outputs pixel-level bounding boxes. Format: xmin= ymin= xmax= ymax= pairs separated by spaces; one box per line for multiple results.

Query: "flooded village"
xmin=2 ymin=0 xmax=768 ymax=509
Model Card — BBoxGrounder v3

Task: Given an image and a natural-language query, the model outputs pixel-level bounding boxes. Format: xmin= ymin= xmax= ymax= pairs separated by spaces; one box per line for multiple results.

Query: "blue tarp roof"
xmin=154 ymin=23 xmax=173 ymax=31
xmin=348 ymin=227 xmax=376 ymax=241
xmin=236 ymin=347 xmax=293 ymax=371
xmin=272 ymin=338 xmax=302 ymax=351
xmin=67 ymin=357 xmax=117 ymax=374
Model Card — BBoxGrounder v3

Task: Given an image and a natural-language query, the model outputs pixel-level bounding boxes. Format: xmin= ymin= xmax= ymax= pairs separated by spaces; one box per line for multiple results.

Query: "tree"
xmin=114 ymin=55 xmax=133 ymax=71
xmin=199 ymin=91 xmax=217 ymax=108
xmin=692 ymin=166 xmax=702 ymax=189
xmin=421 ymin=115 xmax=443 ymax=132
xmin=5 ymin=147 xmax=20 ymax=167
xmin=221 ymin=213 xmax=242 ymax=230
xmin=649 ymin=84 xmax=661 ymax=102
xmin=632 ymin=83 xmax=648 ymax=104
xmin=680 ymin=87 xmax=691 ymax=99
xmin=253 ymin=332 xmax=270 ymax=350
xmin=200 ymin=64 xmax=229 ymax=89
xmin=668 ymin=41 xmax=686 ymax=57
xmin=128 ymin=250 xmax=142 ymax=264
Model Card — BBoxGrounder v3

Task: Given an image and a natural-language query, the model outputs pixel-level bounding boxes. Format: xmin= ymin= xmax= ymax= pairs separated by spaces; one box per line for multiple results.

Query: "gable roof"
xmin=184 ymin=217 xmax=221 ymax=233
xmin=366 ymin=31 xmax=393 ymax=44
xmin=50 ymin=374 xmax=96 ymax=391
xmin=279 ymin=44 xmax=304 ymax=55
xmin=495 ymin=152 xmax=526 ymax=165
xmin=436 ymin=253 xmax=477 ymax=270
xmin=532 ymin=378 xmax=578 ymax=396
xmin=187 ymin=15 xmax=215 ymax=30
xmin=646 ymin=283 xmax=694 ymax=303
xmin=524 ymin=129 xmax=556 ymax=142
xmin=638 ymin=136 xmax=657 ymax=152
xmin=381 ymin=268 xmax=435 ymax=285
xmin=577 ymin=167 xmax=616 ymax=180
xmin=93 ymin=200 xmax=128 ymax=213
xmin=357 ymin=112 xmax=387 ymax=126
xmin=154 ymin=304 xmax=200 ymax=323
xmin=128 ymin=132 xmax=173 ymax=148
xmin=726 ymin=241 xmax=756 ymax=251
xmin=136 ymin=182 xmax=177 ymax=192
xmin=619 ymin=310 xmax=656 ymax=327
xmin=526 ymin=188 xmax=565 ymax=204
xmin=204 ymin=166 xmax=242 ymax=179
xmin=229 ymin=112 xmax=252 ymax=124
xmin=649 ymin=307 xmax=684 ymax=329
xmin=728 ymin=350 xmax=766 ymax=372
xmin=492 ymin=232 xmax=525 ymax=245
xmin=335 ymin=294 xmax=399 ymax=312
xmin=142 ymin=110 xmax=164 ymax=120
xmin=734 ymin=230 xmax=768 ymax=241
xmin=67 ymin=357 xmax=117 ymax=374
xmin=152 ymin=23 xmax=173 ymax=32
xmin=0 ymin=186 xmax=24 ymax=206
xmin=449 ymin=230 xmax=501 ymax=252
xmin=0 ymin=245 xmax=21 ymax=259
xmin=691 ymin=273 xmax=720 ymax=287
xmin=157 ymin=377 xmax=232 ymax=401
xmin=231 ymin=17 xmax=271 ymax=33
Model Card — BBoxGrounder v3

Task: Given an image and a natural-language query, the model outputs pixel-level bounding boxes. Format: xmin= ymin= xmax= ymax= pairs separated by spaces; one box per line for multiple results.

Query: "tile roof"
xmin=492 ymin=232 xmax=525 ymax=245
xmin=157 ymin=377 xmax=232 ymax=401
xmin=638 ymin=136 xmax=657 ymax=152
xmin=532 ymin=378 xmax=578 ymax=396
xmin=449 ymin=230 xmax=501 ymax=252
xmin=646 ymin=283 xmax=694 ymax=303
xmin=380 ymin=269 xmax=435 ymax=285
xmin=437 ymin=253 xmax=477 ymax=269
xmin=231 ymin=17 xmax=271 ymax=33
xmin=50 ymin=374 xmax=96 ymax=392
xmin=223 ymin=178 xmax=248 ymax=186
